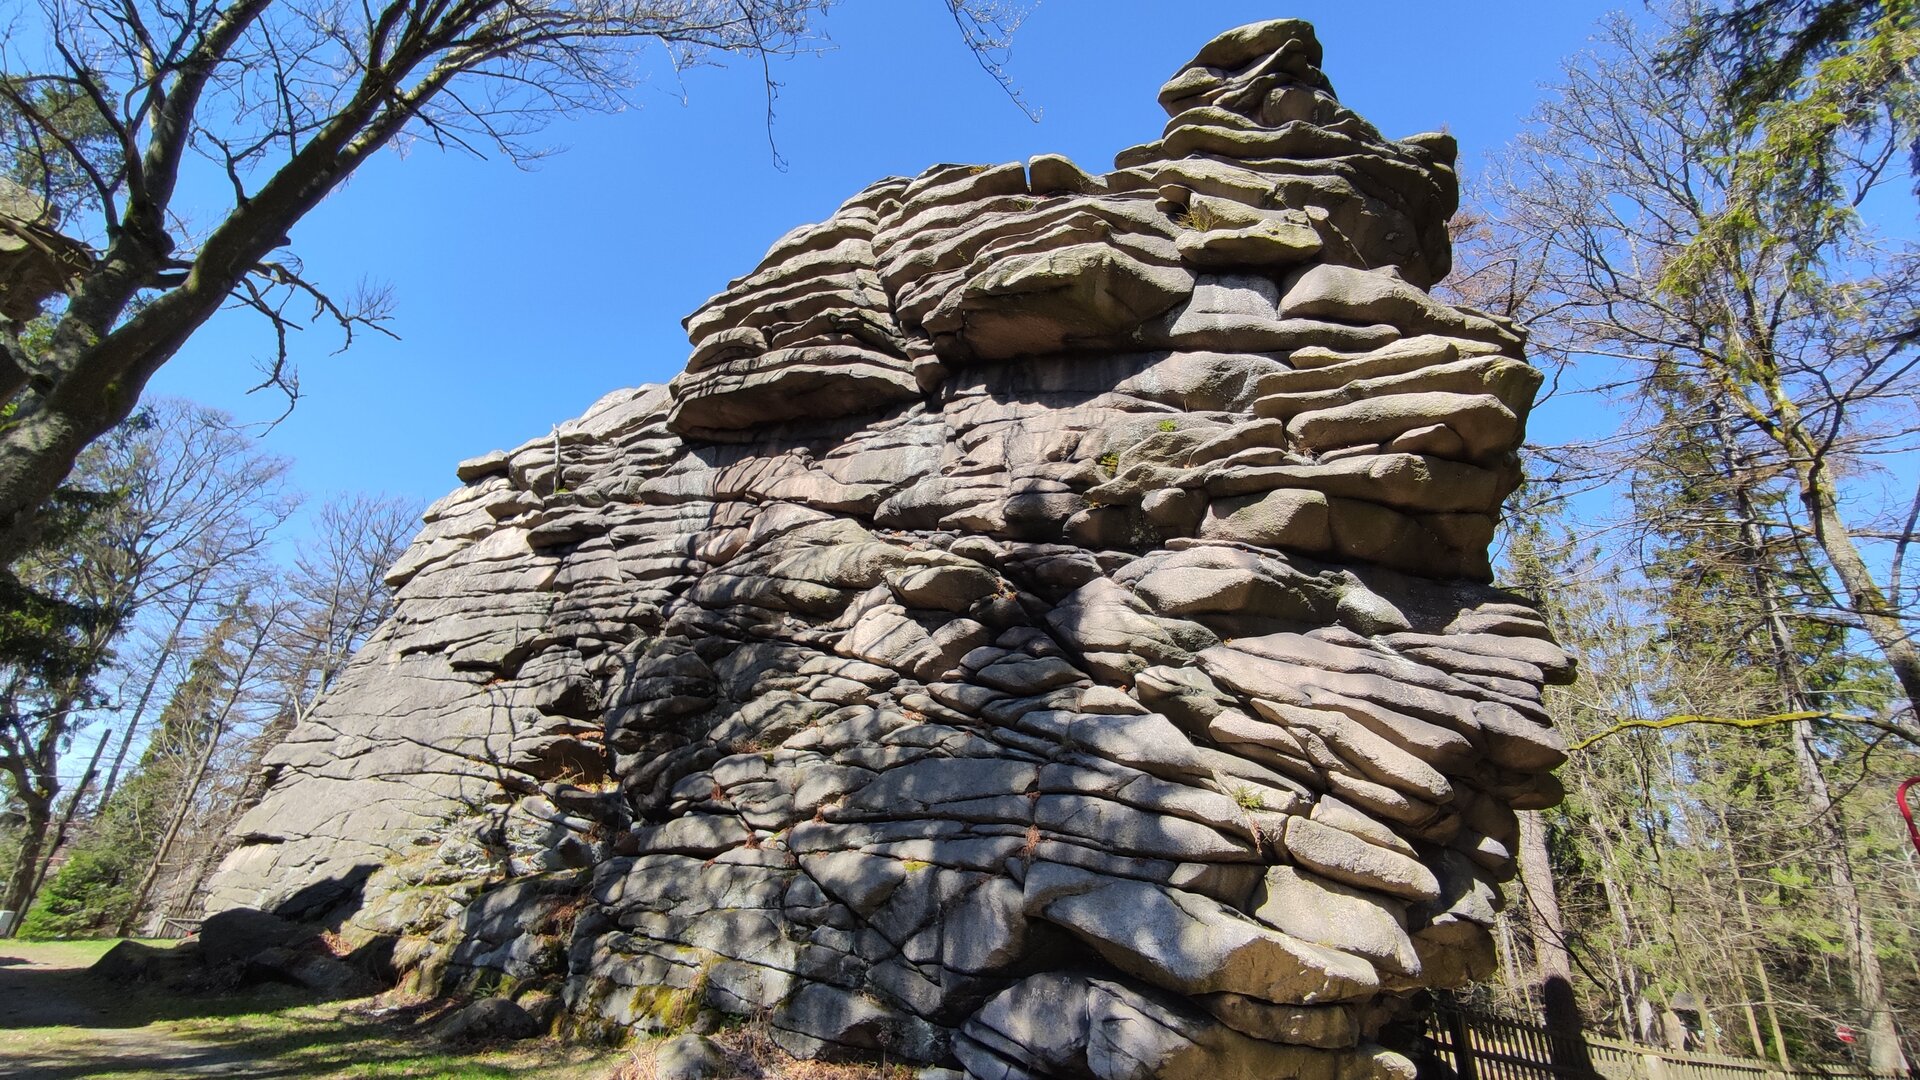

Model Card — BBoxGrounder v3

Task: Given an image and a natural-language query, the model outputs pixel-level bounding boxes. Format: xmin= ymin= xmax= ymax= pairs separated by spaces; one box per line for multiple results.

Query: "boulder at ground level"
xmin=198 ymin=908 xmax=318 ymax=967
xmin=432 ymin=997 xmax=542 ymax=1042
xmin=89 ymin=939 xmax=186 ymax=983
xmin=655 ymin=1033 xmax=732 ymax=1080
xmin=243 ymin=946 xmax=383 ymax=998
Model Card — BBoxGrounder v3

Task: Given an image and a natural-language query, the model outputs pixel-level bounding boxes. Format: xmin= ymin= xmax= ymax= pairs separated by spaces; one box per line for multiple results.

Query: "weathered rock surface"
xmin=90 ymin=909 xmax=391 ymax=999
xmin=0 ymin=178 xmax=91 ymax=324
xmin=655 ymin=1033 xmax=732 ymax=1080
xmin=204 ymin=20 xmax=1569 ymax=1079
xmin=433 ymin=998 xmax=543 ymax=1042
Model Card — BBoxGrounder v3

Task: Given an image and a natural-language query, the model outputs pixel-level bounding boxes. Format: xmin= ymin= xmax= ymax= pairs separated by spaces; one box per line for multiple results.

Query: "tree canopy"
xmin=0 ymin=0 xmax=1026 ymax=573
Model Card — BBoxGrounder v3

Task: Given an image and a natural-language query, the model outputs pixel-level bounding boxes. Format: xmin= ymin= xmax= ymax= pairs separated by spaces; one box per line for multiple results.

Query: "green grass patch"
xmin=0 ymin=938 xmax=622 ymax=1079
xmin=7 ymin=936 xmax=169 ymax=965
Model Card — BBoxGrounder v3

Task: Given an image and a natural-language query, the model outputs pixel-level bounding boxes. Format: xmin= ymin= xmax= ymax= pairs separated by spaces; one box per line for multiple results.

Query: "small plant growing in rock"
xmin=1097 ymin=452 xmax=1119 ymax=472
xmin=1232 ymin=785 xmax=1267 ymax=810
xmin=1175 ymin=201 xmax=1225 ymax=231
xmin=1157 ymin=419 xmax=1178 ymax=432
xmin=534 ymin=894 xmax=590 ymax=936
xmin=646 ymin=951 xmax=720 ymax=1034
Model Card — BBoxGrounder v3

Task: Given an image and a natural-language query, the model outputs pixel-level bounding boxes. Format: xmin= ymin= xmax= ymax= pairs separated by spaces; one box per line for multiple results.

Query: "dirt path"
xmin=0 ymin=942 xmax=259 ymax=1078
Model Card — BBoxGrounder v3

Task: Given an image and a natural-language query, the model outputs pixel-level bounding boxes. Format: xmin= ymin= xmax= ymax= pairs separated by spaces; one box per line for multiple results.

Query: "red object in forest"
xmin=1837 ymin=1025 xmax=1856 ymax=1045
xmin=1900 ymin=778 xmax=1920 ymax=857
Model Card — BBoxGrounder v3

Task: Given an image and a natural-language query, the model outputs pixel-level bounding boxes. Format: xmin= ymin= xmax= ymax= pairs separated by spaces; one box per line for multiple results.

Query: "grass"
xmin=0 ymin=938 xmax=624 ymax=1079
xmin=2 ymin=940 xmax=932 ymax=1080
xmin=5 ymin=937 xmax=159 ymax=964
xmin=159 ymin=1002 xmax=622 ymax=1079
xmin=1173 ymin=201 xmax=1226 ymax=231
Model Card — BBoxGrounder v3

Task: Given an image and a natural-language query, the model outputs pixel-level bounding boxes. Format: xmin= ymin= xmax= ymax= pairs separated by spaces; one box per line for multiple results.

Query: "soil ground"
xmin=0 ymin=939 xmax=625 ymax=1079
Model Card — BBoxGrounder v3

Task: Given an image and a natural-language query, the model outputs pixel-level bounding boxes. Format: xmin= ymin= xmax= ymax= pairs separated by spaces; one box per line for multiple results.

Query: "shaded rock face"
xmin=206 ymin=20 xmax=1570 ymax=1079
xmin=0 ymin=179 xmax=91 ymax=324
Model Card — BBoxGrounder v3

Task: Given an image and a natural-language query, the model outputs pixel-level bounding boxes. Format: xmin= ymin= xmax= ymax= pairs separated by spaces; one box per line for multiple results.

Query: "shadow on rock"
xmin=91 ymin=907 xmax=390 ymax=1004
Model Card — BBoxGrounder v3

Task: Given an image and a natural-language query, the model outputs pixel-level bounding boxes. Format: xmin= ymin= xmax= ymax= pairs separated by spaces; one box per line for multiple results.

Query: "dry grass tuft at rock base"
xmin=614 ymin=1020 xmax=920 ymax=1080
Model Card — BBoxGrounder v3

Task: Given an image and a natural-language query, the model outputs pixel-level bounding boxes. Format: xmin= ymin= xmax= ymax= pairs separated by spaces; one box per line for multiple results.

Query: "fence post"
xmin=1642 ymin=1052 xmax=1670 ymax=1080
xmin=1447 ymin=1008 xmax=1480 ymax=1080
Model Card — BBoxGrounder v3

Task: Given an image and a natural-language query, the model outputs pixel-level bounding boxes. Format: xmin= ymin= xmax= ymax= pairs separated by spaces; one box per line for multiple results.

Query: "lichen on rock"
xmin=204 ymin=19 xmax=1571 ymax=1079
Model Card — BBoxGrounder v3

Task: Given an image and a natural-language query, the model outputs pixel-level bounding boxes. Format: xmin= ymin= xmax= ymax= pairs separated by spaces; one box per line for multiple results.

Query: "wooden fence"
xmin=156 ymin=916 xmax=202 ymax=939
xmin=1427 ymin=1007 xmax=1894 ymax=1080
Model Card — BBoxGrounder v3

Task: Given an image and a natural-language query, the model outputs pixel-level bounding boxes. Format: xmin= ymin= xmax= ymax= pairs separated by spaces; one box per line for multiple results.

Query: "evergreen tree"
xmin=19 ymin=599 xmax=250 ymax=937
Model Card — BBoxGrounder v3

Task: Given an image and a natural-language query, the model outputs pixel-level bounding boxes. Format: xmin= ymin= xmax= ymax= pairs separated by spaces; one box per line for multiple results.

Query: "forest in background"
xmin=0 ymin=0 xmax=1915 ymax=1076
xmin=0 ymin=396 xmax=414 ymax=939
xmin=1445 ymin=2 xmax=1920 ymax=1075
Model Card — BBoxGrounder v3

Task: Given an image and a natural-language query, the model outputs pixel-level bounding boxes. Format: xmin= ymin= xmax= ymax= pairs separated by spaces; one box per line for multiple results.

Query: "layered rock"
xmin=206 ymin=20 xmax=1570 ymax=1079
xmin=0 ymin=179 xmax=91 ymax=324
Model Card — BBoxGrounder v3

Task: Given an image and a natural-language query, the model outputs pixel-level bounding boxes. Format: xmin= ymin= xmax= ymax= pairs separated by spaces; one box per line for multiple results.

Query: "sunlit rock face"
xmin=206 ymin=20 xmax=1570 ymax=1079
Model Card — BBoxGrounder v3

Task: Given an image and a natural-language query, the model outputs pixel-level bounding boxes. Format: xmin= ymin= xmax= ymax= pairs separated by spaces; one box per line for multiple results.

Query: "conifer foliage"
xmin=0 ymin=399 xmax=410 ymax=936
xmin=1461 ymin=4 xmax=1920 ymax=1072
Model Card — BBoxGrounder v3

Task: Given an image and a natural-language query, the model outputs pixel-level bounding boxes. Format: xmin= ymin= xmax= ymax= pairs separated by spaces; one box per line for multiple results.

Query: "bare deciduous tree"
xmin=273 ymin=494 xmax=416 ymax=719
xmin=1472 ymin=9 xmax=1920 ymax=739
xmin=144 ymin=492 xmax=414 ymax=925
xmin=0 ymin=0 xmax=1028 ymax=568
xmin=1465 ymin=9 xmax=1918 ymax=1071
xmin=0 ymin=397 xmax=291 ymax=929
xmin=90 ymin=399 xmax=297 ymax=803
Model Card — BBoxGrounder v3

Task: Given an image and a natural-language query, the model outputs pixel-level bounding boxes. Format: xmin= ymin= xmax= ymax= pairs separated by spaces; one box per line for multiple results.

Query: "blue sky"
xmin=145 ymin=1 xmax=1624 ymax=519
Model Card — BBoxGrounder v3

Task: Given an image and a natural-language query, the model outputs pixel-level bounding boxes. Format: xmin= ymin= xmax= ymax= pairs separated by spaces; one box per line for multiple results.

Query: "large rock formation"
xmin=206 ymin=20 xmax=1569 ymax=1079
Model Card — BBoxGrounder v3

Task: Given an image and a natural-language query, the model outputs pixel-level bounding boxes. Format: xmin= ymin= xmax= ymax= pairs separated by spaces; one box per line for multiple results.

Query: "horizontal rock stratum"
xmin=206 ymin=19 xmax=1571 ymax=1078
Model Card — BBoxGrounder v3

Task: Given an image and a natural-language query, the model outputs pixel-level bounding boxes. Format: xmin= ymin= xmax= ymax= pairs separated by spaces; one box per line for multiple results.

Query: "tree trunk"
xmin=1714 ymin=394 xmax=1911 ymax=1077
xmin=99 ymin=585 xmax=204 ymax=806
xmin=1725 ymin=825 xmax=1793 ymax=1070
xmin=0 ymin=794 xmax=50 ymax=936
xmin=0 ymin=680 xmax=90 ymax=931
xmin=1517 ymin=810 xmax=1600 ymax=1078
xmin=1788 ymin=720 xmax=1908 ymax=1076
xmin=1728 ymin=368 xmax=1920 ymax=736
xmin=113 ymin=606 xmax=276 ymax=937
xmin=170 ymin=711 xmax=295 ymax=922
xmin=1788 ymin=433 xmax=1920 ymax=729
xmin=115 ymin=716 xmax=222 ymax=938
xmin=0 ymin=11 xmax=448 ymax=571
xmin=1572 ymin=771 xmax=1646 ymax=1033
xmin=1727 ymin=941 xmax=1767 ymax=1063
xmin=27 ymin=728 xmax=109 ymax=902
xmin=166 ymin=826 xmax=224 ymax=926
